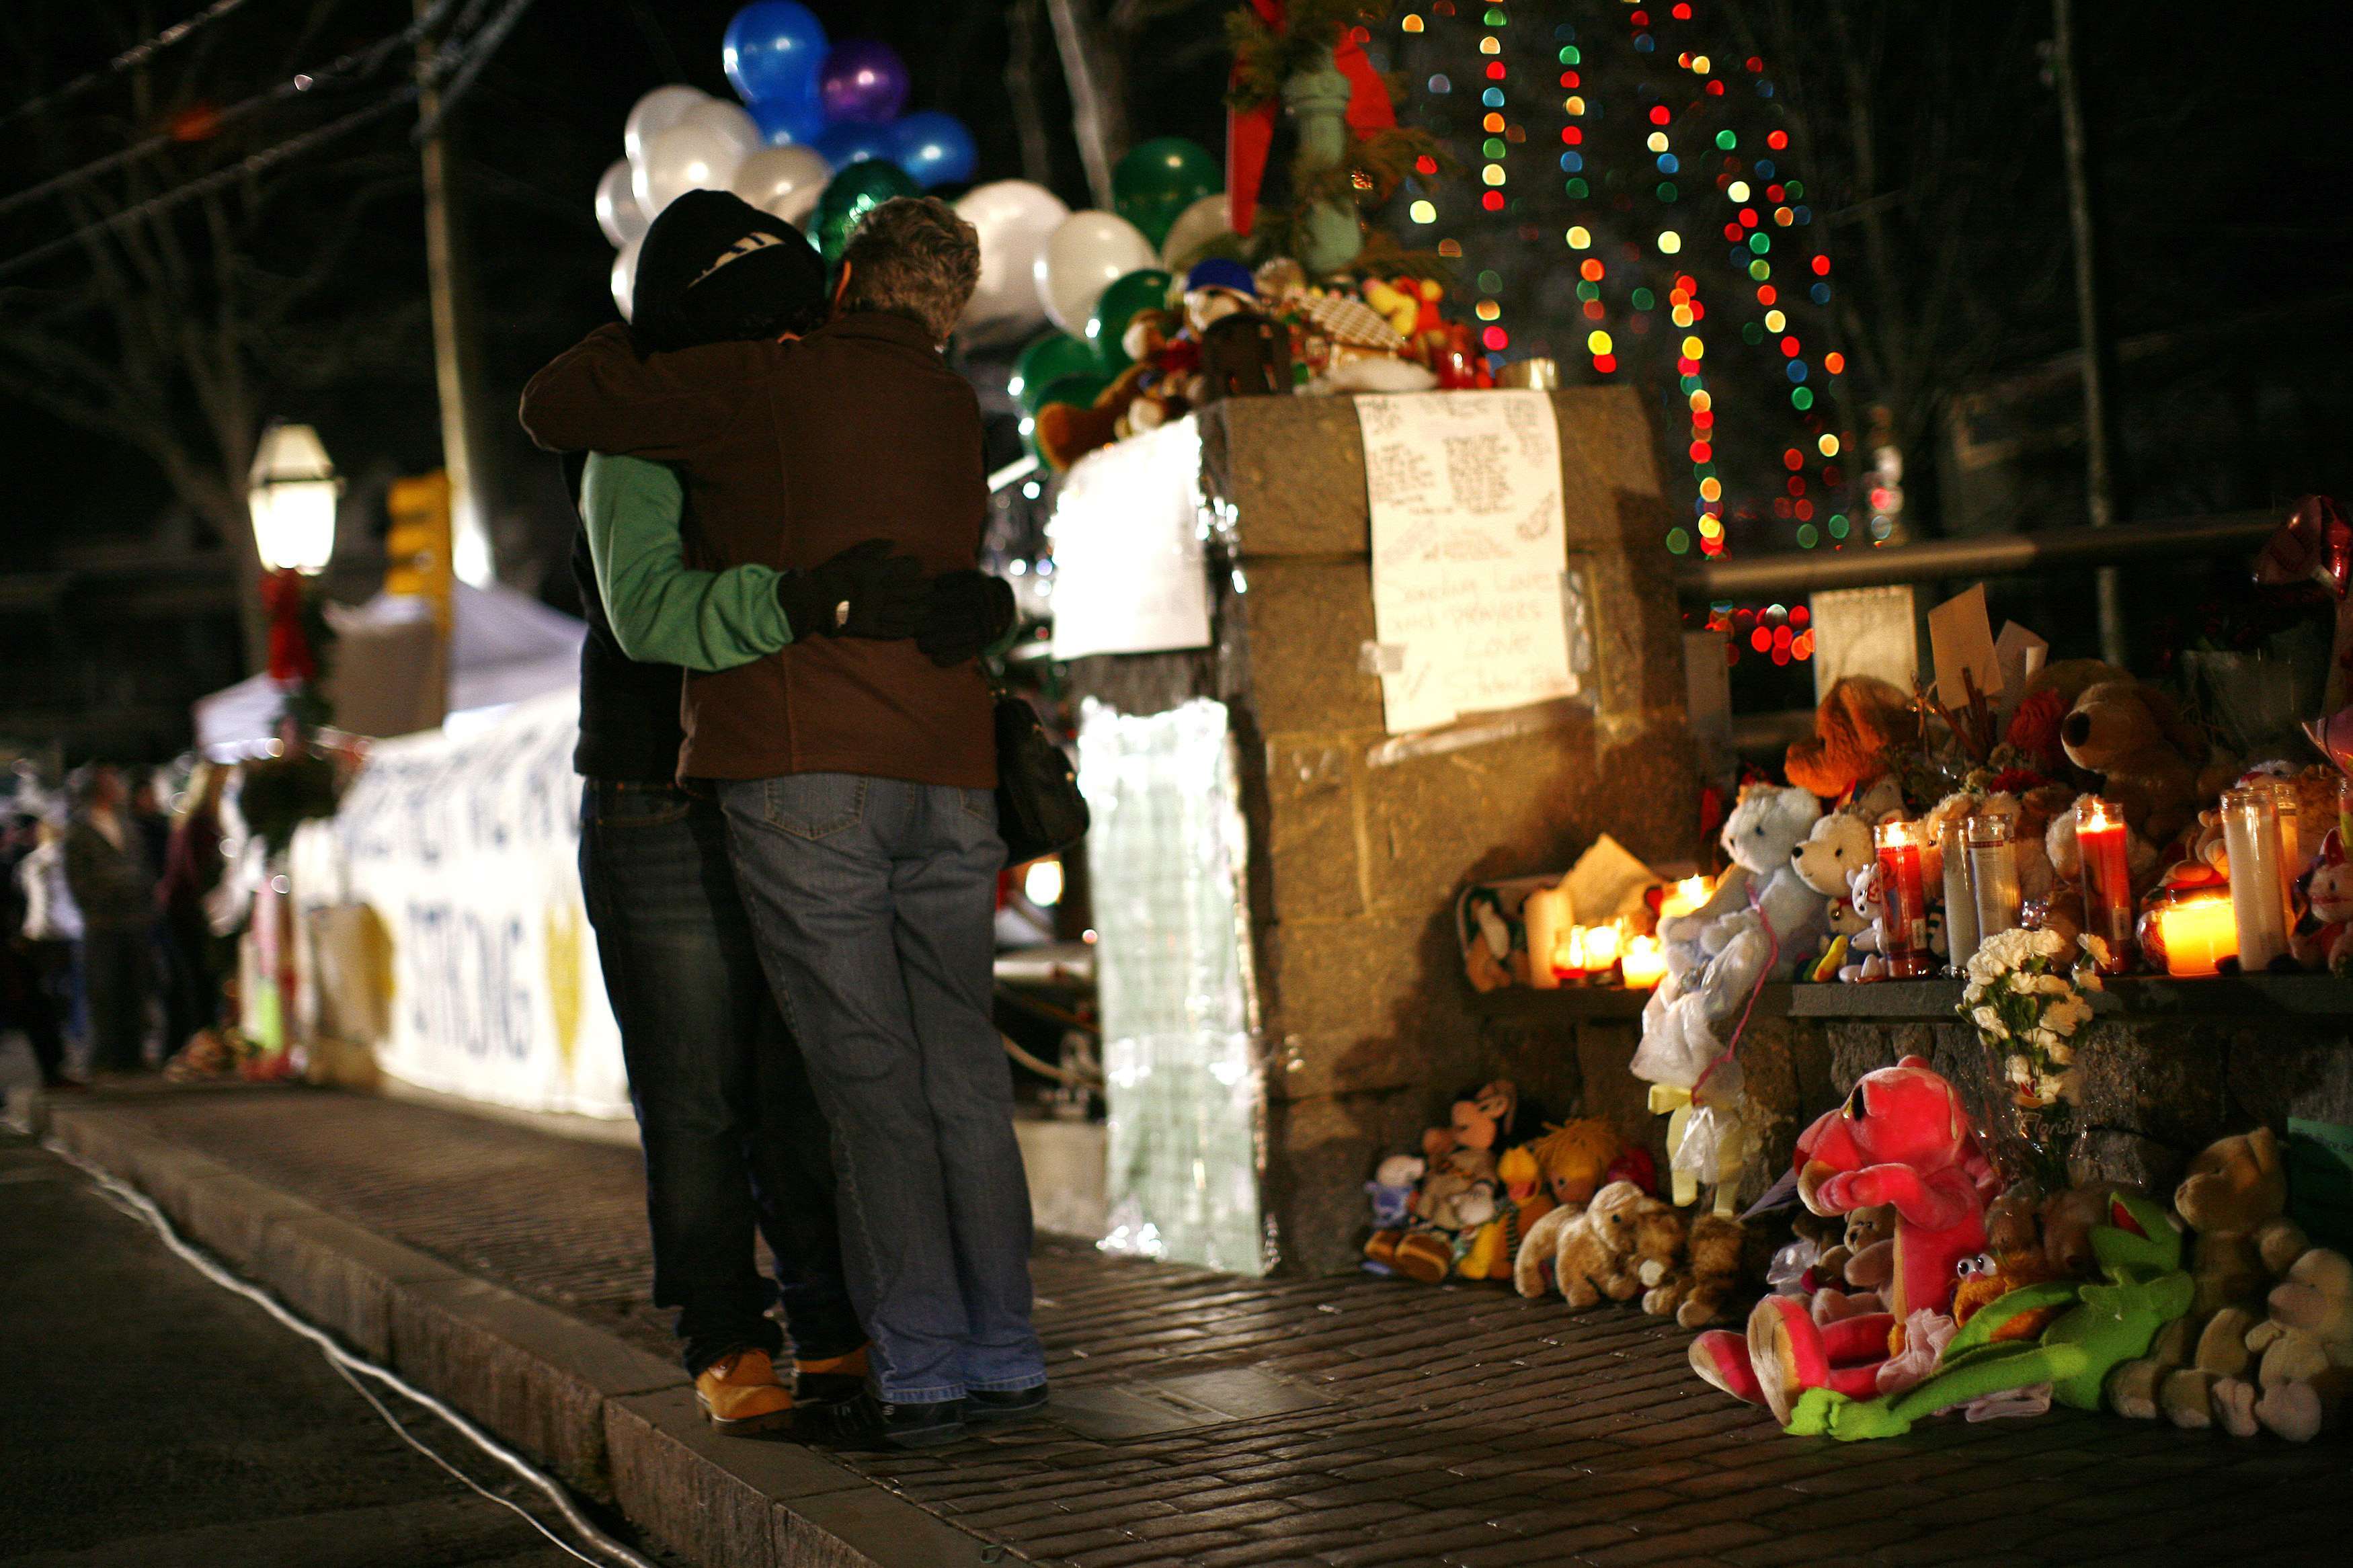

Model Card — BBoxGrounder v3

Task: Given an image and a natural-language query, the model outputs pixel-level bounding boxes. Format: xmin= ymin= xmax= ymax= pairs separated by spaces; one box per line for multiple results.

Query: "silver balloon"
xmin=730 ymin=145 xmax=830 ymax=226
xmin=594 ymin=159 xmax=648 ymax=249
xmin=1158 ymin=192 xmax=1232 ymax=271
xmin=633 ymin=120 xmax=751 ymax=221
xmin=621 ymin=84 xmax=707 ymax=167
xmin=1033 ymin=210 xmax=1155 ymax=337
xmin=952 ymin=179 xmax=1069 ymax=343
xmin=677 ymin=97 xmax=763 ymax=164
xmin=611 ymin=232 xmax=644 ymax=321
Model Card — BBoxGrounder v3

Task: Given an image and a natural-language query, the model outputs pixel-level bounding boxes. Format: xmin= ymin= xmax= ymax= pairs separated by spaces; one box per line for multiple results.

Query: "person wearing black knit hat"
xmin=536 ymin=188 xmax=1005 ymax=1437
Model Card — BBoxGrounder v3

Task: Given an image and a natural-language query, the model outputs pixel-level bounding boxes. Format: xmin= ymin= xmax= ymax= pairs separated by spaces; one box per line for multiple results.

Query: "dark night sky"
xmin=3 ymin=1 xmax=2349 ymax=595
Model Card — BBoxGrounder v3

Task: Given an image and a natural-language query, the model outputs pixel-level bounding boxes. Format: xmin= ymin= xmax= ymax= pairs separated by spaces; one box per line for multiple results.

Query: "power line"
xmin=0 ymin=0 xmax=464 ymax=224
xmin=412 ymin=0 xmax=539 ymax=144
xmin=1 ymin=0 xmax=264 ymax=128
xmin=0 ymin=84 xmax=420 ymax=285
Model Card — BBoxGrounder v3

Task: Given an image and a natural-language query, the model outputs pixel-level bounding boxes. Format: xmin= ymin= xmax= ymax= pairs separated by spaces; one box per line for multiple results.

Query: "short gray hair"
xmin=839 ymin=197 xmax=980 ymax=343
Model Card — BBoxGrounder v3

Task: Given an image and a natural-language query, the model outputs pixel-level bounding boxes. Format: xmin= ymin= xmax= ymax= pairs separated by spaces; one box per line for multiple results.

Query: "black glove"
xmin=918 ymin=570 xmax=1016 ymax=666
xmin=776 ymin=539 xmax=924 ymax=640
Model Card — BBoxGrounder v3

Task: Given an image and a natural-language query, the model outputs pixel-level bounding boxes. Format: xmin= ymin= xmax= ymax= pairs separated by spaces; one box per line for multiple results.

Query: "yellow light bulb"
xmin=1587 ymin=329 xmax=1614 ymax=355
xmin=1657 ymin=231 xmax=1681 ymax=254
xmin=1566 ymin=226 xmax=1591 ymax=249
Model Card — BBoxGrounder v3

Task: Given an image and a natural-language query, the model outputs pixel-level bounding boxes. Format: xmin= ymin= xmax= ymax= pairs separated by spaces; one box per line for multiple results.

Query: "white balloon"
xmin=611 ymin=232 xmax=644 ymax=321
xmin=595 ymin=159 xmax=648 ymax=249
xmin=634 ymin=120 xmax=750 ymax=220
xmin=1158 ymin=192 xmax=1232 ymax=272
xmin=731 ymin=145 xmax=830 ymax=226
xmin=1033 ymin=210 xmax=1156 ymax=337
xmin=952 ymin=180 xmax=1070 ymax=342
xmin=678 ymin=97 xmax=763 ymax=163
xmin=622 ymin=84 xmax=707 ymax=168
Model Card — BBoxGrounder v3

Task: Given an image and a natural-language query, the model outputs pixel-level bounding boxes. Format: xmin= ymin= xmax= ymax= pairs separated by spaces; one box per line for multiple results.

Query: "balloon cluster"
xmin=595 ymin=3 xmax=979 ymax=318
xmin=956 ymin=136 xmax=1226 ymax=427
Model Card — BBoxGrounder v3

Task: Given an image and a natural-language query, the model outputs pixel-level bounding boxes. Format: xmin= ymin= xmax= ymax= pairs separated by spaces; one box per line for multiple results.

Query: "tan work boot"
xmin=795 ymin=1344 xmax=870 ymax=1408
xmin=694 ymin=1349 xmax=793 ymax=1434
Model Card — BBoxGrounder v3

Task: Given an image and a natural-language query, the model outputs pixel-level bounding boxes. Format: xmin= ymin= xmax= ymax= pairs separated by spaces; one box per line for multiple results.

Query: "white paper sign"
xmin=1355 ymin=390 xmax=1577 ymax=734
xmin=327 ymin=690 xmax=631 ymax=1119
xmin=1048 ymin=416 xmax=1213 ymax=661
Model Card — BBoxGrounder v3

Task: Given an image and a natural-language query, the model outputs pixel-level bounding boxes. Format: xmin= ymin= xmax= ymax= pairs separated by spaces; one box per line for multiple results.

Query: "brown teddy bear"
xmin=1632 ymin=1203 xmax=1691 ymax=1317
xmin=2060 ymin=680 xmax=2210 ymax=843
xmin=1531 ymin=1179 xmax=1650 ymax=1309
xmin=1785 ymin=676 xmax=1919 ymax=802
xmin=1667 ymin=1212 xmax=1748 ymax=1329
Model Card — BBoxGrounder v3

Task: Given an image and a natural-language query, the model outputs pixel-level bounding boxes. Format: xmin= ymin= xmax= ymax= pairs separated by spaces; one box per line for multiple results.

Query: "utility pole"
xmin=2052 ymin=0 xmax=2126 ymax=666
xmin=415 ymin=0 xmax=497 ymax=587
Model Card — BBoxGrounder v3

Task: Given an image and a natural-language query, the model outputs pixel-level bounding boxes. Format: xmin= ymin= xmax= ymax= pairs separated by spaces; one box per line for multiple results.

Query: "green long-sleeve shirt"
xmin=580 ymin=452 xmax=791 ymax=671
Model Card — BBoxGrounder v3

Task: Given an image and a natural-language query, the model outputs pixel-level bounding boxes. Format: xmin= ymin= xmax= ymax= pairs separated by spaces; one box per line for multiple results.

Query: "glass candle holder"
xmin=2339 ymin=772 xmax=2353 ymax=850
xmin=1966 ymin=813 xmax=2023 ymax=945
xmin=2223 ymin=785 xmax=2288 ymax=971
xmin=2270 ymin=779 xmax=2304 ymax=932
xmin=1873 ymin=819 xmax=1933 ymax=979
xmin=1940 ymin=814 xmax=1979 ymax=973
xmin=2075 ymin=796 xmax=2135 ymax=971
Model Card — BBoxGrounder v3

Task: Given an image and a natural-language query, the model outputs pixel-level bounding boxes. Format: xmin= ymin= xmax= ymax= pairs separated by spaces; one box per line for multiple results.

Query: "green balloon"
xmin=1032 ymin=372 xmax=1110 ymax=413
xmin=1086 ymin=269 xmax=1172 ymax=371
xmin=811 ymin=159 xmax=920 ymax=263
xmin=1012 ymin=333 xmax=1101 ymax=411
xmin=1113 ymin=137 xmax=1220 ymax=249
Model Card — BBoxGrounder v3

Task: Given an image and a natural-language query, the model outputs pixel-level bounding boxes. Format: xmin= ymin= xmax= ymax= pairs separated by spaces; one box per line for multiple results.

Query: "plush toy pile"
xmin=1669 ymin=1057 xmax=2352 ymax=1443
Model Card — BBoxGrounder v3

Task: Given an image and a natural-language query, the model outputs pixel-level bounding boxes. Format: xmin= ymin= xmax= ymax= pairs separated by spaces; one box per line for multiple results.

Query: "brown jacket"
xmin=519 ymin=314 xmax=994 ymax=788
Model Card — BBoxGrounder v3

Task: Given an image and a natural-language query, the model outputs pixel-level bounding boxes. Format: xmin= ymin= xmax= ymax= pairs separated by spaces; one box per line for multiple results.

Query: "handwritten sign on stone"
xmin=1355 ymin=390 xmax=1577 ymax=734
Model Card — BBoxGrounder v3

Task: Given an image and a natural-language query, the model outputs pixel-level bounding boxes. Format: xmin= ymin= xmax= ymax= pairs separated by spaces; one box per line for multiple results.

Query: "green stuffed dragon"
xmin=1787 ymin=1190 xmax=2194 ymax=1442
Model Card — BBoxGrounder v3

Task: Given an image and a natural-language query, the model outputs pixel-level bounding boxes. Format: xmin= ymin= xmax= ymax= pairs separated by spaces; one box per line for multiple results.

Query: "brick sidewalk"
xmin=76 ymin=1087 xmax=2353 ymax=1567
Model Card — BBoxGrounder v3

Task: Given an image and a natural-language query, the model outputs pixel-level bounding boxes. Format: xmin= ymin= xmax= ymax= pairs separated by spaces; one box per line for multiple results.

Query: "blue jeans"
xmin=577 ymin=782 xmax=863 ymax=1374
xmin=721 ymin=773 xmax=1043 ymax=1405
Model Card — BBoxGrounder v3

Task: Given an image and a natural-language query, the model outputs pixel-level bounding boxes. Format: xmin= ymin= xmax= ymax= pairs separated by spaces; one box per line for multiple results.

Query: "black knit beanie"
xmin=631 ymin=189 xmax=830 ymax=354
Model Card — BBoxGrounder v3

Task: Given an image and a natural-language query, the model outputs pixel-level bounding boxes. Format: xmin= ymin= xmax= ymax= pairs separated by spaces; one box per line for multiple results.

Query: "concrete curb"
xmin=47 ymin=1103 xmax=1006 ymax=1568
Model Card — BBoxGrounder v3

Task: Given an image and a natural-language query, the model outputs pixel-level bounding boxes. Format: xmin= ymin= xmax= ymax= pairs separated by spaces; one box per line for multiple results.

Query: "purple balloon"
xmin=818 ymin=38 xmax=910 ymax=126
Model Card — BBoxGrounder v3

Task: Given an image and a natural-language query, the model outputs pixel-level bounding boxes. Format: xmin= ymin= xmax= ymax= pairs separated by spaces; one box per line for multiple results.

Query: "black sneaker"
xmin=812 ymin=1391 xmax=967 ymax=1450
xmin=966 ymin=1384 xmax=1049 ymax=1426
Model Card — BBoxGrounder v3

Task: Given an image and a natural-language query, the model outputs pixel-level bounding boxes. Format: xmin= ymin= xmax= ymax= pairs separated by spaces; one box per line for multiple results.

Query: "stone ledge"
xmin=43 ymin=1102 xmax=975 ymax=1568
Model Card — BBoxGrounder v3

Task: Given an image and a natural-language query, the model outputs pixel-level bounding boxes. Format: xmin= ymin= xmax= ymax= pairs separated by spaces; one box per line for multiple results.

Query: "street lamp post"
xmin=247 ymin=423 xmax=342 ymax=577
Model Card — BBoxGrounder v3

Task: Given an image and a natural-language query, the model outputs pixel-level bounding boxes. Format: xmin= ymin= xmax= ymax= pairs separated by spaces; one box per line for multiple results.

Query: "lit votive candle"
xmin=1523 ymin=880 xmax=1574 ymax=991
xmin=1583 ymin=920 xmax=1623 ymax=979
xmin=1967 ymin=813 xmax=2023 ymax=945
xmin=1621 ymin=934 xmax=1668 ymax=989
xmin=1659 ymin=875 xmax=1711 ymax=921
xmin=2146 ymin=889 xmax=2238 ymax=978
xmin=2223 ymin=785 xmax=2288 ymax=971
xmin=1873 ymin=819 xmax=1933 ymax=979
xmin=2076 ymin=796 xmax=2135 ymax=972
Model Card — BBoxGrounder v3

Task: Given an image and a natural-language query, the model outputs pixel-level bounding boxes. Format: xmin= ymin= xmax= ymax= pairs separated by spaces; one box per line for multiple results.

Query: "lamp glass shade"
xmin=249 ymin=423 xmax=340 ymax=575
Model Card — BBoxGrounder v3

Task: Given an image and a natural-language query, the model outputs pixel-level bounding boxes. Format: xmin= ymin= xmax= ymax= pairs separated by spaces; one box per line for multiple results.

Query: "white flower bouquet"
xmin=1957 ymin=927 xmax=2104 ymax=1187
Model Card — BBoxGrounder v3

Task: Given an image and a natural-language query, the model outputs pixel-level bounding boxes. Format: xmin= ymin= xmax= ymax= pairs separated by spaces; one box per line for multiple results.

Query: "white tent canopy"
xmin=194 ymin=582 xmax=584 ymax=757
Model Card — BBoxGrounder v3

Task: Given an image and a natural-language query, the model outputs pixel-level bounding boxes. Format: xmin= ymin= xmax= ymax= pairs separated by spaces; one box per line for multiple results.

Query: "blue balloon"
xmin=748 ymin=85 xmax=825 ymax=147
xmin=891 ymin=111 xmax=976 ymax=190
xmin=812 ymin=120 xmax=898 ymax=172
xmin=723 ymin=3 xmax=828 ymax=108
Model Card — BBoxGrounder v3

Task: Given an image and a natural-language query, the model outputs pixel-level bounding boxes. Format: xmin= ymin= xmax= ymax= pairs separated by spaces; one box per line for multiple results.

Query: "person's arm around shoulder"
xmin=582 ymin=453 xmax=793 ymax=672
xmin=518 ymin=325 xmax=748 ymax=458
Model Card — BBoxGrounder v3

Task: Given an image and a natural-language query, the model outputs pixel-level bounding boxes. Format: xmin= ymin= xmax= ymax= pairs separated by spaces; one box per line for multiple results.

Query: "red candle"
xmin=2077 ymin=796 xmax=2134 ymax=971
xmin=1874 ymin=819 xmax=1933 ymax=979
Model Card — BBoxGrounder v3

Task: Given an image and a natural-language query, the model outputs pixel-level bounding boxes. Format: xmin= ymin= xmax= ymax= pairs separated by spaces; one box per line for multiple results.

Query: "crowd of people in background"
xmin=0 ymin=761 xmax=230 ymax=1087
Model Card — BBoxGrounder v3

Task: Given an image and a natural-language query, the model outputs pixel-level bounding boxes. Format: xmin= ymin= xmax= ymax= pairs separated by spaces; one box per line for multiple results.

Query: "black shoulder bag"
xmin=992 ymin=687 xmax=1089 ymax=867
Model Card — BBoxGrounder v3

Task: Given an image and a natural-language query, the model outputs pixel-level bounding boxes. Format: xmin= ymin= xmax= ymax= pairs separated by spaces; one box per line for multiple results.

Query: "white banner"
xmin=329 ymin=690 xmax=630 ymax=1118
xmin=1355 ymin=390 xmax=1578 ymax=733
xmin=1047 ymin=416 xmax=1213 ymax=661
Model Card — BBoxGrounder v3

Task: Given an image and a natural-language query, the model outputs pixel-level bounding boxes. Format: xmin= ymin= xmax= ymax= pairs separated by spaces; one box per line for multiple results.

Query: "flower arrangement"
xmin=1958 ymin=928 xmax=2106 ymax=1187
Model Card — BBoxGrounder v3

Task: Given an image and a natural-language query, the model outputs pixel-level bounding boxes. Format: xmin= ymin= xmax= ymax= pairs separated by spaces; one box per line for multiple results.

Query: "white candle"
xmin=1966 ymin=813 xmax=2022 ymax=945
xmin=1522 ymin=881 xmax=1574 ymax=991
xmin=2224 ymin=786 xmax=2287 ymax=971
xmin=1941 ymin=815 xmax=1979 ymax=973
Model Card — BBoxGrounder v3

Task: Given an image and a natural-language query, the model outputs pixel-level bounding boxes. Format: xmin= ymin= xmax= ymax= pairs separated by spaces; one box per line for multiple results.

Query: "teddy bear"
xmin=1784 ymin=675 xmax=1919 ymax=802
xmin=1657 ymin=783 xmax=1825 ymax=971
xmin=1536 ymin=1179 xmax=1653 ymax=1309
xmin=1791 ymin=811 xmax=1873 ymax=935
xmin=2060 ymin=680 xmax=2210 ymax=843
xmin=2292 ymin=858 xmax=2353 ymax=975
xmin=1630 ymin=1202 xmax=1690 ymax=1316
xmin=2210 ymin=1245 xmax=2353 ymax=1441
xmin=1659 ymin=1212 xmax=1747 ymax=1328
xmin=2106 ymin=1127 xmax=2304 ymax=1426
xmin=2044 ymin=792 xmax=2161 ymax=895
xmin=1837 ymin=863 xmax=1892 ymax=983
